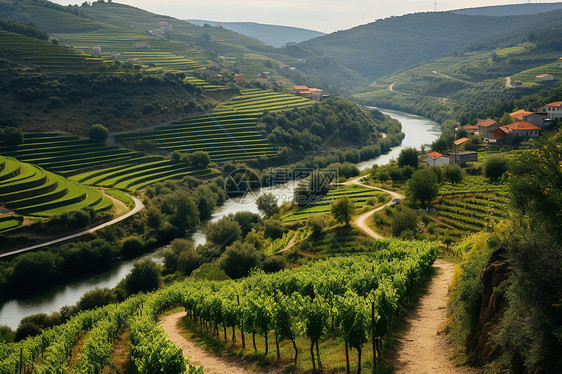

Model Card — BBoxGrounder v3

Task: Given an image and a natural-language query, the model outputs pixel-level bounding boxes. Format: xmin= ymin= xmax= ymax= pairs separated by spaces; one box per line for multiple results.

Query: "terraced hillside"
xmin=13 ymin=0 xmax=208 ymax=72
xmin=283 ymin=184 xmax=388 ymax=222
xmin=0 ymin=30 xmax=105 ymax=72
xmin=0 ymin=133 xmax=211 ymax=191
xmin=0 ymin=155 xmax=112 ymax=218
xmin=432 ymin=176 xmax=509 ymax=242
xmin=116 ymin=89 xmax=312 ymax=162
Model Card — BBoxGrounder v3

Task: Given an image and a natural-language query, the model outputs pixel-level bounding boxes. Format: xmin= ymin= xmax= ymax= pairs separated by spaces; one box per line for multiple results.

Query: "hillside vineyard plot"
xmin=116 ymin=89 xmax=312 ymax=161
xmin=0 ymin=239 xmax=436 ymax=373
xmin=0 ymin=155 xmax=112 ymax=217
xmin=0 ymin=134 xmax=209 ymax=191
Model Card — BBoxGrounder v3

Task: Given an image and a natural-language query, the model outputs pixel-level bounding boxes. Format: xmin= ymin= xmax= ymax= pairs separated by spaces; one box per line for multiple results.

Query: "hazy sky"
xmin=51 ymin=1 xmax=562 ymax=33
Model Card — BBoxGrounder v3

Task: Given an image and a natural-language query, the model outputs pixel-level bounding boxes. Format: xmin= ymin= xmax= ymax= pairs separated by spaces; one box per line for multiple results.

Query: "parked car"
xmin=390 ymin=198 xmax=400 ymax=207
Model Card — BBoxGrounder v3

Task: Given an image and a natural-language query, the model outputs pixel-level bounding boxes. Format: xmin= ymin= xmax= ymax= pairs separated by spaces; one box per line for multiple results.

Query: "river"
xmin=0 ymin=108 xmax=440 ymax=329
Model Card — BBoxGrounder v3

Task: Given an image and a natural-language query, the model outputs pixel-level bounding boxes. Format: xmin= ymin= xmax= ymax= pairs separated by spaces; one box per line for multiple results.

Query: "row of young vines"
xmin=0 ymin=239 xmax=436 ymax=373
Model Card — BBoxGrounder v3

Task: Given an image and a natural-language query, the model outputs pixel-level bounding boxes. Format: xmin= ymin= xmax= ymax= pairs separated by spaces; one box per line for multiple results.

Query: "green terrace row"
xmin=283 ymin=185 xmax=387 ymax=222
xmin=0 ymin=134 xmax=146 ymax=176
xmin=0 ymin=156 xmax=112 ymax=217
xmin=0 ymin=31 xmax=103 ymax=72
xmin=70 ymin=158 xmax=211 ymax=192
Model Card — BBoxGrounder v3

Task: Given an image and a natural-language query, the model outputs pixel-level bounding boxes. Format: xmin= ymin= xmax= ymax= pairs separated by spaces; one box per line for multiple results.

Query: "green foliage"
xmin=0 ymin=127 xmax=24 ymax=146
xmin=443 ymin=164 xmax=464 ymax=185
xmin=190 ymin=151 xmax=210 ymax=168
xmin=397 ymin=147 xmax=419 ymax=168
xmin=331 ymin=196 xmax=355 ymax=226
xmin=219 ymin=241 xmax=262 ymax=279
xmin=263 ymin=218 xmax=283 ymax=240
xmin=77 ymin=287 xmax=117 ymax=311
xmin=256 ymin=193 xmax=279 ymax=217
xmin=0 ymin=18 xmax=48 ymax=40
xmin=406 ymin=169 xmax=439 ymax=207
xmin=88 ymin=123 xmax=109 ymax=142
xmin=204 ymin=217 xmax=241 ymax=249
xmin=123 ymin=259 xmax=162 ymax=295
xmin=483 ymin=154 xmax=509 ymax=182
xmin=391 ymin=207 xmax=421 ymax=238
xmin=122 ymin=235 xmax=145 ymax=257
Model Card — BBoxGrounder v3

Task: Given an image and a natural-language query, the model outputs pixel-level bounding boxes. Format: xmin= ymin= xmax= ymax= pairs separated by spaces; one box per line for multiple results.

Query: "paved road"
xmin=0 ymin=194 xmax=144 ymax=258
xmin=342 ymin=176 xmax=405 ymax=240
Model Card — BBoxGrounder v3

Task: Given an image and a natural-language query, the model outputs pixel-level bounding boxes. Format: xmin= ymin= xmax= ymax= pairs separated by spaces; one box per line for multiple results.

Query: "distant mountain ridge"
xmin=186 ymin=20 xmax=325 ymax=48
xmin=453 ymin=2 xmax=562 ymax=16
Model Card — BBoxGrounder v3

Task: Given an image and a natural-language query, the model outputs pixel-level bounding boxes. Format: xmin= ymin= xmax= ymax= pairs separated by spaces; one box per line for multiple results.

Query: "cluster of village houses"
xmin=427 ymin=101 xmax=562 ymax=166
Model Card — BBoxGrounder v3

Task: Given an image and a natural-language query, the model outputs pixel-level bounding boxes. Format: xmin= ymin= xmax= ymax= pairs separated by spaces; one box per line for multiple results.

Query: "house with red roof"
xmin=492 ymin=121 xmax=541 ymax=142
xmin=510 ymin=109 xmax=544 ymax=128
xmin=476 ymin=119 xmax=501 ymax=139
xmin=544 ymin=101 xmax=562 ymax=120
xmin=453 ymin=137 xmax=469 ymax=147
xmin=535 ymin=74 xmax=554 ymax=82
xmin=426 ymin=151 xmax=449 ymax=166
xmin=513 ymin=80 xmax=523 ymax=87
xmin=234 ymin=74 xmax=245 ymax=83
xmin=464 ymin=124 xmax=478 ymax=132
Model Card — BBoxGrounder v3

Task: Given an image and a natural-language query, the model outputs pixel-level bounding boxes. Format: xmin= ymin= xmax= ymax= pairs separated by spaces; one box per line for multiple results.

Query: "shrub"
xmin=122 ymin=236 xmax=145 ymax=257
xmin=77 ymin=288 xmax=117 ymax=311
xmin=1 ymin=127 xmax=24 ymax=145
xmin=89 ymin=123 xmax=108 ymax=142
xmin=219 ymin=241 xmax=262 ymax=279
xmin=484 ymin=154 xmax=509 ymax=183
xmin=123 ymin=259 xmax=161 ymax=295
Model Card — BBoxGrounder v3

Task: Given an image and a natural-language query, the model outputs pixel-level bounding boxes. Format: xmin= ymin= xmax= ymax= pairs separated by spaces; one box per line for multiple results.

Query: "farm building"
xmin=476 ymin=119 xmax=501 ymax=139
xmin=513 ymin=80 xmax=523 ymax=86
xmin=426 ymin=151 xmax=449 ymax=166
xmin=449 ymin=151 xmax=477 ymax=167
xmin=157 ymin=21 xmax=172 ymax=30
xmin=453 ymin=137 xmax=469 ymax=147
xmin=535 ymin=74 xmax=554 ymax=82
xmin=492 ymin=121 xmax=541 ymax=142
xmin=234 ymin=74 xmax=245 ymax=83
xmin=464 ymin=124 xmax=478 ymax=132
xmin=510 ymin=109 xmax=545 ymax=128
xmin=544 ymin=101 xmax=562 ymax=120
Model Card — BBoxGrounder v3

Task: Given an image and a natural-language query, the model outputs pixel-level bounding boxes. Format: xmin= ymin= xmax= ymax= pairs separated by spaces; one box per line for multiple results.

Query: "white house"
xmin=536 ymin=74 xmax=554 ymax=82
xmin=544 ymin=101 xmax=562 ymax=120
xmin=426 ymin=151 xmax=449 ymax=166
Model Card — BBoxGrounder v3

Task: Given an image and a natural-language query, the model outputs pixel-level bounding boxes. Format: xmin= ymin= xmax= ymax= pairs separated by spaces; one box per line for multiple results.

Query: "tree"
xmin=391 ymin=208 xmax=421 ymax=238
xmin=406 ymin=169 xmax=438 ymax=207
xmin=205 ymin=218 xmax=241 ymax=249
xmin=331 ymin=196 xmax=355 ymax=226
xmin=263 ymin=218 xmax=283 ymax=239
xmin=500 ymin=112 xmax=515 ymax=126
xmin=484 ymin=154 xmax=509 ymax=183
xmin=443 ymin=164 xmax=464 ymax=184
xmin=1 ymin=127 xmax=24 ymax=145
xmin=77 ymin=288 xmax=117 ymax=311
xmin=124 ymin=259 xmax=161 ymax=295
xmin=219 ymin=241 xmax=262 ymax=279
xmin=121 ymin=236 xmax=144 ymax=257
xmin=190 ymin=151 xmax=211 ymax=167
xmin=88 ymin=123 xmax=108 ymax=142
xmin=256 ymin=193 xmax=279 ymax=217
xmin=397 ymin=147 xmax=419 ymax=168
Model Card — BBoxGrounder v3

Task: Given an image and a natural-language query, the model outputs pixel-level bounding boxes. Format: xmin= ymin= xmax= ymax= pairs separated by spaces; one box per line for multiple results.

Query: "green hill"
xmin=300 ymin=10 xmax=562 ymax=83
xmin=453 ymin=2 xmax=562 ymax=16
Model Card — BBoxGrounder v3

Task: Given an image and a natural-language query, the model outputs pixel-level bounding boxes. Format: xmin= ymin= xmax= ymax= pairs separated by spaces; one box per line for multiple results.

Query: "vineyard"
xmin=0 ymin=31 xmax=105 ymax=73
xmin=214 ymin=88 xmax=312 ymax=114
xmin=0 ymin=155 xmax=113 ymax=217
xmin=0 ymin=239 xmax=437 ymax=373
xmin=432 ymin=176 xmax=509 ymax=241
xmin=0 ymin=134 xmax=210 ymax=192
xmin=283 ymin=184 xmax=388 ymax=222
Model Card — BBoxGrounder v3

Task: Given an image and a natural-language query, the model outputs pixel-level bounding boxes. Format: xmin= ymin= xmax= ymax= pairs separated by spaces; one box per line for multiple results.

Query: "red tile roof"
xmin=464 ymin=124 xmax=478 ymax=131
xmin=536 ymin=74 xmax=552 ymax=78
xmin=510 ymin=109 xmax=535 ymax=120
xmin=427 ymin=151 xmax=444 ymax=160
xmin=500 ymin=121 xmax=541 ymax=133
xmin=293 ymin=85 xmax=309 ymax=90
xmin=477 ymin=119 xmax=499 ymax=128
xmin=546 ymin=101 xmax=562 ymax=108
xmin=454 ymin=137 xmax=469 ymax=146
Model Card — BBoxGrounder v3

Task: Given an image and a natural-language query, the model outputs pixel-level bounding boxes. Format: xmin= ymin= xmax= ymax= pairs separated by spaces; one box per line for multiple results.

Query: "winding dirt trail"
xmin=161 ymin=311 xmax=252 ymax=374
xmin=343 ymin=177 xmax=405 ymax=240
xmin=393 ymin=259 xmax=477 ymax=374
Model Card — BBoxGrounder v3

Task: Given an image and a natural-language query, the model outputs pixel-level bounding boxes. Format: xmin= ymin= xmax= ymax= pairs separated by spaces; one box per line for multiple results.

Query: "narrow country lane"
xmin=0 ymin=194 xmax=144 ymax=258
xmin=343 ymin=176 xmax=404 ymax=240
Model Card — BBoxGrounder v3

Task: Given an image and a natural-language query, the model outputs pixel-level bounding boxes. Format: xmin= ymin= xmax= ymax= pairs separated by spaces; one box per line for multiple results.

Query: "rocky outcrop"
xmin=467 ymin=245 xmax=510 ymax=365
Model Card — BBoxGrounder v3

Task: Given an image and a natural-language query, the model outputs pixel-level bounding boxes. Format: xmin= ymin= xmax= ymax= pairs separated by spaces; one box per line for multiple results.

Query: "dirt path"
xmin=343 ymin=177 xmax=405 ymax=240
xmin=160 ymin=311 xmax=251 ymax=374
xmin=388 ymin=83 xmax=411 ymax=96
xmin=393 ymin=259 xmax=477 ymax=374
